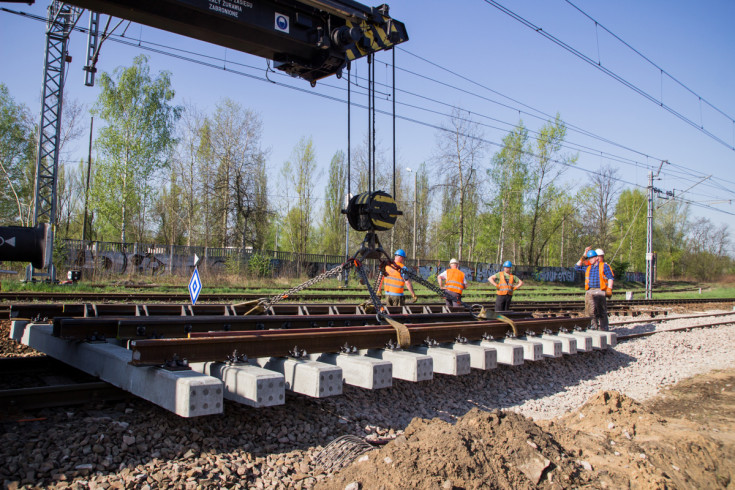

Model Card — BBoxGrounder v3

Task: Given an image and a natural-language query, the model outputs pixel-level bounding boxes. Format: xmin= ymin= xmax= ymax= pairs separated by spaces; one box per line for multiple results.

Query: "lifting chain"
xmin=353 ymin=260 xmax=385 ymax=322
xmin=237 ymin=261 xmax=350 ymax=314
xmin=397 ymin=264 xmax=480 ymax=317
xmin=398 ymin=263 xmax=519 ymax=334
xmin=237 ymin=231 xmax=413 ymax=348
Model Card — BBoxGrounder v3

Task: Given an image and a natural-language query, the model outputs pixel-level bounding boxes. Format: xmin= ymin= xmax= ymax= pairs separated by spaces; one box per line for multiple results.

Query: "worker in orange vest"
xmin=489 ymin=260 xmax=523 ymax=312
xmin=437 ymin=258 xmax=467 ymax=308
xmin=574 ymin=247 xmax=614 ymax=330
xmin=377 ymin=249 xmax=417 ymax=306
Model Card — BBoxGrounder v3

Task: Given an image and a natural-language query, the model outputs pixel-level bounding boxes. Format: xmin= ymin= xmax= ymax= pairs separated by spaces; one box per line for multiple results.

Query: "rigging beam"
xmin=63 ymin=0 xmax=408 ymax=84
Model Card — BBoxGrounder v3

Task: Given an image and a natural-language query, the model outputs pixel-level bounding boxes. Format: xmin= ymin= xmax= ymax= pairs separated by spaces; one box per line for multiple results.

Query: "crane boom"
xmin=63 ymin=0 xmax=408 ymax=84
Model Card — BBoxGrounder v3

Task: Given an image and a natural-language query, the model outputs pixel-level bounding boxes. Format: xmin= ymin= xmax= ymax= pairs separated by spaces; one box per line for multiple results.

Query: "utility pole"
xmin=646 ymin=171 xmax=654 ymax=300
xmin=82 ymin=116 xmax=93 ymax=242
xmin=406 ymin=167 xmax=417 ymax=260
xmin=646 ymin=160 xmax=670 ymax=300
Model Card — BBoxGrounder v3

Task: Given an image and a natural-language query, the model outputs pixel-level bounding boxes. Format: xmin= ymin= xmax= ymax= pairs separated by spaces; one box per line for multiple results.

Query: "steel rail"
xmin=129 ymin=317 xmax=585 ymax=365
xmin=51 ymin=311 xmax=534 ymax=340
xmin=0 ymin=382 xmax=130 ymax=411
xmin=9 ymin=297 xmax=735 ymax=321
xmin=0 ymin=356 xmax=131 ymax=410
xmin=1 ymin=290 xmax=731 ymax=304
xmin=617 ymin=318 xmax=735 ymax=340
xmin=610 ymin=310 xmax=735 ymax=327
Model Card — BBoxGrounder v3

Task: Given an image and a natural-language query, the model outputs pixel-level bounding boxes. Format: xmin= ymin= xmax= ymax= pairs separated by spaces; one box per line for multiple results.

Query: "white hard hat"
xmin=449 ymin=258 xmax=458 ymax=264
xmin=595 ymin=248 xmax=604 ymax=256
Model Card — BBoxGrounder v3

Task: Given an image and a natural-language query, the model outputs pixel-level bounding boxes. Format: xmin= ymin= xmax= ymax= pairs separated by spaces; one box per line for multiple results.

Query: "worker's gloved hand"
xmin=409 ymin=294 xmax=418 ymax=304
xmin=605 ymin=288 xmax=613 ymax=298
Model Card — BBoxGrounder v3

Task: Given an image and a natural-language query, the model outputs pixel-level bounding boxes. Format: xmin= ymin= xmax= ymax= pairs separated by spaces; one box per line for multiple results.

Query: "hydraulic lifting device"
xmin=0 ymin=0 xmax=407 ymax=279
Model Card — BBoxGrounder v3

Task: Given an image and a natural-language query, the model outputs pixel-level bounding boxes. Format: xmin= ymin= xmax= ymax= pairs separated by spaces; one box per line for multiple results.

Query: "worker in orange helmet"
xmin=437 ymin=258 xmax=467 ymax=308
xmin=377 ymin=249 xmax=417 ymax=306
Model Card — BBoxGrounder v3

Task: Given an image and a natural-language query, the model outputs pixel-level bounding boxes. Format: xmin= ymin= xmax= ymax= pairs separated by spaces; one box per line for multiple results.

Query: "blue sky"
xmin=1 ymin=0 xmax=734 ymax=234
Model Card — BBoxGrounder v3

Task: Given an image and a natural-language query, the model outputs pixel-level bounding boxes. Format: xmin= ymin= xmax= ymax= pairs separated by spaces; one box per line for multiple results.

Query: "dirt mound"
xmin=319 ymin=375 xmax=735 ymax=489
xmin=547 ymin=388 xmax=734 ymax=489
xmin=318 ymin=408 xmax=590 ymax=489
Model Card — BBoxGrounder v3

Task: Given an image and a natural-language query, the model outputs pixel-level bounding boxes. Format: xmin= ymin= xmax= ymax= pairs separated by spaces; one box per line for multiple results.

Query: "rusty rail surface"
xmin=129 ymin=317 xmax=585 ymax=365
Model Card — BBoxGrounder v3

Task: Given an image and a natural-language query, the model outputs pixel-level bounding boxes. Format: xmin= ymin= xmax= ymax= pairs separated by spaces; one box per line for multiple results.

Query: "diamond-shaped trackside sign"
xmin=188 ymin=267 xmax=202 ymax=305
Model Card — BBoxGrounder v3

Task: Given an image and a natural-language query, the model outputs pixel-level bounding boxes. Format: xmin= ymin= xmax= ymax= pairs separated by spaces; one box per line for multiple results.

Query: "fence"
xmin=58 ymin=239 xmax=644 ymax=284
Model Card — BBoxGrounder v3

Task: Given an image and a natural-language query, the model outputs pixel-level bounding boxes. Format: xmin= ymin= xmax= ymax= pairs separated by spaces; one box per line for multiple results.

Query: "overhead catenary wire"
xmin=3 ymin=7 xmax=733 ymax=217
xmin=7 ymin=7 xmax=731 ymax=202
xmin=480 ymin=0 xmax=735 ymax=152
xmin=563 ymin=0 xmax=735 ymax=126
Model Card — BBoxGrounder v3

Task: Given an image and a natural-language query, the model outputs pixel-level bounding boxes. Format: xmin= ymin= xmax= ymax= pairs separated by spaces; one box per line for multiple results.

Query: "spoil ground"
xmin=1 ymin=308 xmax=735 ymax=489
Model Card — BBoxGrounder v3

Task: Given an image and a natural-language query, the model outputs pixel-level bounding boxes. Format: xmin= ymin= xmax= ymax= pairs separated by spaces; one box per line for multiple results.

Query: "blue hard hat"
xmin=394 ymin=249 xmax=407 ymax=258
xmin=586 ymin=250 xmax=598 ymax=258
xmin=503 ymin=260 xmax=513 ymax=268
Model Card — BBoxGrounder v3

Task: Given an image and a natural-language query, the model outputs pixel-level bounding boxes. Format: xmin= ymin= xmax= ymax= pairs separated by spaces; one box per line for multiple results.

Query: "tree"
xmin=91 ymin=55 xmax=180 ymax=242
xmin=320 ymin=150 xmax=347 ymax=255
xmin=171 ymin=102 xmax=206 ymax=246
xmin=681 ymin=217 xmax=730 ymax=280
xmin=487 ymin=121 xmax=529 ymax=263
xmin=201 ymin=99 xmax=267 ymax=248
xmin=524 ymin=115 xmax=577 ymax=266
xmin=434 ymin=107 xmax=484 ymax=260
xmin=609 ymin=189 xmax=647 ymax=270
xmin=578 ymin=164 xmax=622 ymax=249
xmin=653 ymin=200 xmax=688 ymax=277
xmin=281 ymin=137 xmax=318 ymax=253
xmin=0 ymin=84 xmax=35 ymax=225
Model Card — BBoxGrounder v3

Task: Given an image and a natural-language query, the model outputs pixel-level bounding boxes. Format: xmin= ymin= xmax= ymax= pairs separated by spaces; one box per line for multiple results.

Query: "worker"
xmin=437 ymin=258 xmax=467 ymax=308
xmin=574 ymin=247 xmax=614 ymax=331
xmin=377 ymin=249 xmax=417 ymax=306
xmin=489 ymin=260 xmax=523 ymax=312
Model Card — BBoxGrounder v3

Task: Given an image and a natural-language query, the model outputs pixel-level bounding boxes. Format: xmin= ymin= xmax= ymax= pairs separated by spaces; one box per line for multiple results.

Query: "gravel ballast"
xmin=1 ymin=311 xmax=735 ymax=488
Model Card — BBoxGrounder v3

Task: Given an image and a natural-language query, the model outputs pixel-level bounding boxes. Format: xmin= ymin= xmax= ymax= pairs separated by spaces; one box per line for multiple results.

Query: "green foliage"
xmin=608 ymin=259 xmax=630 ymax=279
xmin=607 ymin=188 xmax=647 ymax=270
xmin=281 ymin=136 xmax=317 ymax=253
xmin=91 ymin=55 xmax=181 ymax=242
xmin=247 ymin=253 xmax=272 ymax=278
xmin=319 ymin=150 xmax=347 ymax=255
xmin=223 ymin=253 xmax=243 ymax=275
xmin=0 ymin=84 xmax=35 ymax=225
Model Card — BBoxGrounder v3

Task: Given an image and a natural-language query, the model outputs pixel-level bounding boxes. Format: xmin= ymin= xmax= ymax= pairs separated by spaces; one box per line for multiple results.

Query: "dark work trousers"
xmin=444 ymin=291 xmax=462 ymax=308
xmin=385 ymin=295 xmax=405 ymax=307
xmin=584 ymin=289 xmax=609 ymax=330
xmin=495 ymin=294 xmax=513 ymax=312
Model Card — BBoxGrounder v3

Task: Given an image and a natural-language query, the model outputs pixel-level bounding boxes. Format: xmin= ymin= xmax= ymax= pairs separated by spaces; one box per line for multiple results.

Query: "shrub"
xmin=248 ymin=253 xmax=272 ymax=278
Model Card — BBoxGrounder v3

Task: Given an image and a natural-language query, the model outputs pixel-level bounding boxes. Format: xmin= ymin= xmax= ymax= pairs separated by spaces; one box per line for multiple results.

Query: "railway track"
xmin=4 ymin=311 xmax=733 ymax=411
xmin=0 ymin=356 xmax=130 ymax=412
xmin=5 ymin=297 xmax=734 ymax=321
xmin=0 ymin=289 xmax=717 ymax=304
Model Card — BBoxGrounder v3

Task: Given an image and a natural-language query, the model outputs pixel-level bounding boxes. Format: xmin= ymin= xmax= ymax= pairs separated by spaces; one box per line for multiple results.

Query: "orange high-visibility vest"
xmin=497 ymin=273 xmax=515 ymax=296
xmin=383 ymin=265 xmax=405 ymax=296
xmin=445 ymin=268 xmax=465 ymax=295
xmin=585 ymin=262 xmax=610 ymax=290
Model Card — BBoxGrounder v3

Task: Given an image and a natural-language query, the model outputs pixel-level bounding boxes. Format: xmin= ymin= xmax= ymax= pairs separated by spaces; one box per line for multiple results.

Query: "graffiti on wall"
xmin=624 ymin=271 xmax=645 ymax=282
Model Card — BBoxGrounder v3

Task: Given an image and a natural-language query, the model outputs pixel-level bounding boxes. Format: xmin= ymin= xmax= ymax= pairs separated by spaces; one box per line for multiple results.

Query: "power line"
xmin=563 ymin=0 xmax=735 ymax=124
xmin=4 ymin=7 xmax=735 ymax=216
xmin=480 ymin=0 xmax=735 ymax=152
xmin=5 ymin=7 xmax=730 ymax=198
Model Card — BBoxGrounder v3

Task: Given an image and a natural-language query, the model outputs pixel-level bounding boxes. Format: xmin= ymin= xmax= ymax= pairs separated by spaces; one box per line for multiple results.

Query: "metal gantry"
xmin=27 ymin=2 xmax=83 ymax=283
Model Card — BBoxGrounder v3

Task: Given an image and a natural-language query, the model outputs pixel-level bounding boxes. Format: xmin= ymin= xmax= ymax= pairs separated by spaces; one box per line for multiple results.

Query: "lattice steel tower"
xmin=26 ymin=2 xmax=83 ymax=282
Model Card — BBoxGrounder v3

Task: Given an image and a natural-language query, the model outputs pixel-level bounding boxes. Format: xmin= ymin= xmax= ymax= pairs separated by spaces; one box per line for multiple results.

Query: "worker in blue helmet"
xmin=377 ymin=249 xmax=417 ymax=306
xmin=489 ymin=260 xmax=523 ymax=312
xmin=575 ymin=246 xmax=614 ymax=330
